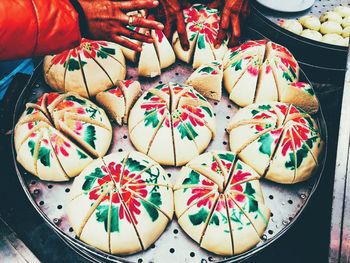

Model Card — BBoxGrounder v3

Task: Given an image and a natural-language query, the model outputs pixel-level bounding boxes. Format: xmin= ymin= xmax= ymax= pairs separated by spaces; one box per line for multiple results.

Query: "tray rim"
xmin=11 ymin=58 xmax=329 ymax=263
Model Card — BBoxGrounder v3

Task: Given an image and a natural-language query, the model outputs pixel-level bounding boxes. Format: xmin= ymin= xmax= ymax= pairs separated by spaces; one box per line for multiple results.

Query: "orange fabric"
xmin=0 ymin=0 xmax=81 ymax=60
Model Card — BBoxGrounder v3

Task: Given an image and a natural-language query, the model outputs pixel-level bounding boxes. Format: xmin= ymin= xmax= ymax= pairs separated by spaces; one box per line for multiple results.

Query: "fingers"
xmin=228 ymin=15 xmax=241 ymax=47
xmin=241 ymin=0 xmax=250 ymax=21
xmin=116 ymin=0 xmax=159 ymax=11
xmin=215 ymin=29 xmax=227 ymax=48
xmin=119 ymin=14 xmax=164 ymax=30
xmin=214 ymin=4 xmax=231 ymax=48
xmin=117 ymin=27 xmax=154 ymax=43
xmin=208 ymin=0 xmax=223 ymax=9
xmin=163 ymin=17 xmax=174 ymax=39
xmin=182 ymin=0 xmax=192 ymax=9
xmin=220 ymin=4 xmax=231 ymax=31
xmin=111 ymin=35 xmax=142 ymax=52
xmin=176 ymin=12 xmax=189 ymax=50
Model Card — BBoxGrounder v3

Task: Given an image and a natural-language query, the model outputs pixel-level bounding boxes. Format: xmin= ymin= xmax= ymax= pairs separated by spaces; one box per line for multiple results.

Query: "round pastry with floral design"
xmin=227 ymin=102 xmax=323 ymax=184
xmin=96 ymin=80 xmax=142 ymax=125
xmin=128 ymin=82 xmax=216 ymax=166
xmin=14 ymin=92 xmax=112 ymax=181
xmin=44 ymin=39 xmax=126 ymax=98
xmin=66 ymin=151 xmax=174 ymax=254
xmin=172 ymin=4 xmax=228 ymax=69
xmin=118 ymin=10 xmax=175 ymax=78
xmin=223 ymin=40 xmax=319 ymax=113
xmin=174 ymin=151 xmax=270 ymax=255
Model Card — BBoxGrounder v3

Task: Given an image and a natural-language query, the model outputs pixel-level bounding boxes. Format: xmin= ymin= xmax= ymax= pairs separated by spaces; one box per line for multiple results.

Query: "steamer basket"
xmin=12 ymin=56 xmax=327 ymax=262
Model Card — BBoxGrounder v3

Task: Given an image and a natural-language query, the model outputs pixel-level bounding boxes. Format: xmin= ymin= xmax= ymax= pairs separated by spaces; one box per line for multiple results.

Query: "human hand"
xmin=155 ymin=0 xmax=190 ymax=50
xmin=212 ymin=0 xmax=250 ymax=48
xmin=77 ymin=0 xmax=164 ymax=51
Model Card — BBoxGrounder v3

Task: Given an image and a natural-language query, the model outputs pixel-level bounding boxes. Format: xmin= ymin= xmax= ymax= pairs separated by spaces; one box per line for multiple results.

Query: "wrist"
xmin=70 ymin=0 xmax=89 ymax=38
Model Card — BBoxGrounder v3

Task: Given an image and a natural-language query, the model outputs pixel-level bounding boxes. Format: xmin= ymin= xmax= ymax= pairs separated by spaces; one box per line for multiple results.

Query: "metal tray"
xmin=248 ymin=0 xmax=350 ymax=84
xmin=12 ymin=57 xmax=328 ymax=263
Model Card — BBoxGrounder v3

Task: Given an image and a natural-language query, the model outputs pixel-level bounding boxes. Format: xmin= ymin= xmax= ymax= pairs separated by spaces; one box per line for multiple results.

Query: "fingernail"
xmin=153 ymin=1 xmax=159 ymax=5
xmin=157 ymin=23 xmax=164 ymax=30
xmin=137 ymin=46 xmax=142 ymax=52
xmin=215 ymin=43 xmax=220 ymax=49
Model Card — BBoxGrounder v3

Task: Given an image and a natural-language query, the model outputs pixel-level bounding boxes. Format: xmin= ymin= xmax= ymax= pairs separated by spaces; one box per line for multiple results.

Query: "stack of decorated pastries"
xmin=128 ymin=82 xmax=216 ymax=166
xmin=14 ymin=92 xmax=112 ymax=181
xmin=67 ymin=151 xmax=174 ymax=254
xmin=173 ymin=4 xmax=228 ymax=69
xmin=223 ymin=40 xmax=319 ymax=113
xmin=119 ymin=10 xmax=176 ymax=77
xmin=44 ymin=39 xmax=126 ymax=98
xmin=174 ymin=151 xmax=270 ymax=255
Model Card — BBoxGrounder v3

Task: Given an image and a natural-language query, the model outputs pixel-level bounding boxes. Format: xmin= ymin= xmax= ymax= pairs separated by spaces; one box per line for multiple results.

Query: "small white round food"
xmin=173 ymin=4 xmax=228 ymax=69
xmin=119 ymin=11 xmax=176 ymax=78
xmin=44 ymin=39 xmax=126 ymax=98
xmin=322 ymin=33 xmax=345 ymax=46
xmin=15 ymin=93 xmax=113 ymax=181
xmin=320 ymin=11 xmax=343 ymax=24
xmin=279 ymin=19 xmax=303 ymax=35
xmin=96 ymin=80 xmax=142 ymax=125
xmin=342 ymin=17 xmax=350 ymax=28
xmin=320 ymin=21 xmax=343 ymax=35
xmin=174 ymin=151 xmax=270 ymax=256
xmin=334 ymin=6 xmax=350 ymax=18
xmin=66 ymin=151 xmax=174 ymax=254
xmin=128 ymin=83 xmax=216 ymax=166
xmin=342 ymin=26 xmax=350 ymax=38
xmin=300 ymin=29 xmax=323 ymax=41
xmin=299 ymin=15 xmax=321 ymax=31
xmin=227 ymin=102 xmax=323 ymax=184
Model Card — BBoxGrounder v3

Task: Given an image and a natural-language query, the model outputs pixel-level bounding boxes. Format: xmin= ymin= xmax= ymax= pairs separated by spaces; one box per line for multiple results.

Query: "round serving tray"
xmin=12 ymin=55 xmax=328 ymax=262
xmin=248 ymin=0 xmax=349 ymax=84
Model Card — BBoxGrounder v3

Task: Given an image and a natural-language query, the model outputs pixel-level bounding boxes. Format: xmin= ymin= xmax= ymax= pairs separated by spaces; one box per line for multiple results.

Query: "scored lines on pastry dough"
xmin=71 ymin=152 xmax=174 ymax=253
xmin=261 ymin=104 xmax=299 ymax=179
xmin=175 ymin=150 xmax=270 ymax=255
xmin=129 ymin=83 xmax=215 ymax=166
xmin=15 ymin=93 xmax=113 ymax=181
xmin=291 ymin=126 xmax=319 ymax=165
xmin=76 ymin=51 xmax=91 ymax=98
xmin=225 ymin=192 xmax=264 ymax=244
xmin=116 ymin=190 xmax=146 ymax=250
xmin=46 ymin=128 xmax=71 ymax=180
xmin=224 ymin=166 xmax=268 ymax=247
xmin=98 ymin=44 xmax=126 ymax=69
xmin=84 ymin=49 xmax=116 ymax=87
xmin=77 ymin=182 xmax=114 ymax=237
xmin=224 ymin=195 xmax=236 ymax=255
xmin=228 ymin=103 xmax=320 ymax=183
xmin=224 ymin=41 xmax=301 ymax=107
xmin=62 ymin=52 xmax=71 ymax=94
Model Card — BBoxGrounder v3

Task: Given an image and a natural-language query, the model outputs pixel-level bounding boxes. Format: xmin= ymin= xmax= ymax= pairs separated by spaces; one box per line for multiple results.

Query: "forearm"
xmin=0 ymin=0 xmax=81 ymax=60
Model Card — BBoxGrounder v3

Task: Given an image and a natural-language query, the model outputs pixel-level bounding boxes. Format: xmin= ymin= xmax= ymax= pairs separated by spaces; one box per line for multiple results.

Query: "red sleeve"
xmin=0 ymin=0 xmax=81 ymax=60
